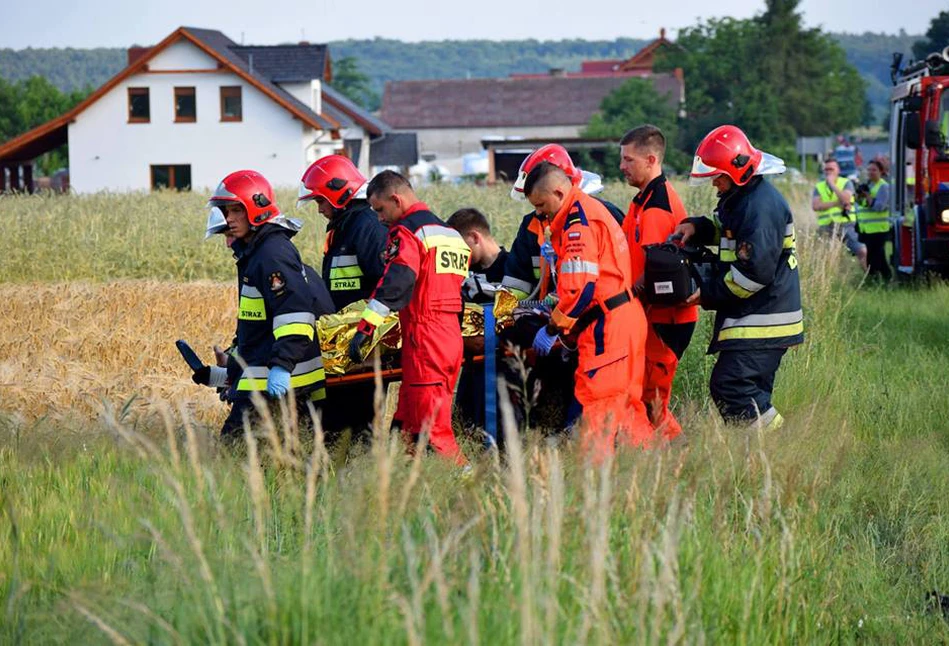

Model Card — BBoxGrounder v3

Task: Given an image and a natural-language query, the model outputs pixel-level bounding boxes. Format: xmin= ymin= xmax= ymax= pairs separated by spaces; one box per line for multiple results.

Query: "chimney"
xmin=299 ymin=41 xmax=310 ymax=46
xmin=127 ymin=46 xmax=151 ymax=67
xmin=548 ymin=68 xmax=566 ymax=77
xmin=660 ymin=27 xmax=667 ymax=40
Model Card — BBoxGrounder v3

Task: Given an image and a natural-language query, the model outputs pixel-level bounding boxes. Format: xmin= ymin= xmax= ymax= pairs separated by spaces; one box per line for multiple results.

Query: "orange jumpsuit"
xmin=547 ymin=186 xmax=651 ymax=457
xmin=624 ymin=175 xmax=699 ymax=441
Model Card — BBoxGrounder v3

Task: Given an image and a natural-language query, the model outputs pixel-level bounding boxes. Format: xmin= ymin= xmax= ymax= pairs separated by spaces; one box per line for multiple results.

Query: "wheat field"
xmin=4 ymin=181 xmax=949 ymax=644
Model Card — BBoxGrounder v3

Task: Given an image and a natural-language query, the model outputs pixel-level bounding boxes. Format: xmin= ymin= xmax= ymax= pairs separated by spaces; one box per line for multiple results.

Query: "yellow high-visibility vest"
xmin=815 ymin=177 xmax=855 ymax=225
xmin=856 ymin=179 xmax=891 ymax=234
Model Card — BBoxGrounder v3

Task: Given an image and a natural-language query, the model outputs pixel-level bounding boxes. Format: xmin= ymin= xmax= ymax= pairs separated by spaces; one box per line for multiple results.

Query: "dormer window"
xmin=128 ymin=87 xmax=150 ymax=123
xmin=175 ymin=87 xmax=196 ymax=122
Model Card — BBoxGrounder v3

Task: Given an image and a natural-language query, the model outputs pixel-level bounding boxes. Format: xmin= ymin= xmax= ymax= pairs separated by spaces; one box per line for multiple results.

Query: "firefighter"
xmin=298 ymin=155 xmax=388 ymax=435
xmin=297 ymin=155 xmax=388 ymax=311
xmin=524 ymin=162 xmax=652 ymax=457
xmin=855 ymin=159 xmax=892 ymax=281
xmin=502 ymin=144 xmax=625 ymax=299
xmin=813 ymin=158 xmax=868 ymax=270
xmin=619 ymin=125 xmax=698 ymax=442
xmin=203 ymin=170 xmax=328 ymax=440
xmin=348 ymin=171 xmax=470 ymax=462
xmin=675 ymin=125 xmax=803 ymax=430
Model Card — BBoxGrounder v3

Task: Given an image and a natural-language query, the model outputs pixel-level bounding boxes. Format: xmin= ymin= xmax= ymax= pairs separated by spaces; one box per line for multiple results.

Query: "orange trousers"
xmin=574 ymin=304 xmax=651 ymax=460
xmin=643 ymin=324 xmax=682 ymax=442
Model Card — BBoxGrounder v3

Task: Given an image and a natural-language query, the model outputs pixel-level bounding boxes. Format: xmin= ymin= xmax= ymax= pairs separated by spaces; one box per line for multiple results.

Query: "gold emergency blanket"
xmin=461 ymin=289 xmax=519 ymax=337
xmin=318 ymin=290 xmax=519 ymax=375
xmin=317 ymin=300 xmax=401 ymax=375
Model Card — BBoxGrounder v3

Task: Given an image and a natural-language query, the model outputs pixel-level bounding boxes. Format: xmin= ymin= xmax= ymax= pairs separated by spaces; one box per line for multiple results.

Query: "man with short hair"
xmin=525 ymin=162 xmax=652 ymax=456
xmin=814 ymin=158 xmax=867 ymax=270
xmin=502 ymin=144 xmax=624 ymax=433
xmin=447 ymin=207 xmax=508 ymax=303
xmin=349 ymin=171 xmax=471 ymax=462
xmin=619 ymin=124 xmax=698 ymax=441
xmin=855 ymin=159 xmax=892 ymax=280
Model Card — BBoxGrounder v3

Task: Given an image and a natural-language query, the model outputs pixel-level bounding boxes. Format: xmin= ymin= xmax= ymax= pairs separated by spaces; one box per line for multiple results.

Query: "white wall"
xmin=278 ymin=80 xmax=321 ymax=115
xmin=68 ymin=41 xmax=334 ymax=192
xmin=411 ymin=125 xmax=582 ymax=159
xmin=147 ymin=40 xmax=219 ymax=71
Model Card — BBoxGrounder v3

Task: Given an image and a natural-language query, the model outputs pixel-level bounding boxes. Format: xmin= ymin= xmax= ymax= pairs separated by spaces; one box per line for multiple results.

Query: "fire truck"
xmin=890 ymin=46 xmax=949 ymax=276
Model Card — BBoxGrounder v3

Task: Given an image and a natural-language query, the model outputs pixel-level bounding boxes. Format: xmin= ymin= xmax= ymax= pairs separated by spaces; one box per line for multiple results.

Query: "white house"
xmin=0 ymin=27 xmax=417 ymax=193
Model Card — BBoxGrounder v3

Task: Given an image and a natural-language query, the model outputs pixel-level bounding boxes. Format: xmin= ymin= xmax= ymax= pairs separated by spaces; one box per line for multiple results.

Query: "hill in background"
xmin=0 ymin=32 xmax=923 ymax=122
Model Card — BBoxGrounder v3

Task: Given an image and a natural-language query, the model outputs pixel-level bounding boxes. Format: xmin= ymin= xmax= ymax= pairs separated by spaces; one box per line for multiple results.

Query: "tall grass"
xmin=2 ymin=183 xmax=949 ymax=643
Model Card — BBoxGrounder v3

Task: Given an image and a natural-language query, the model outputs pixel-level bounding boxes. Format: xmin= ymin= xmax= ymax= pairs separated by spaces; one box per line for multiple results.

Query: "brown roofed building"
xmin=381 ymin=72 xmax=684 ymax=160
xmin=380 ymin=29 xmax=684 ymax=163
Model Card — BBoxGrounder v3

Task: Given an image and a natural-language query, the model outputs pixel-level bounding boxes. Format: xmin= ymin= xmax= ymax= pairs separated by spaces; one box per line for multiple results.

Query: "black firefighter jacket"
xmin=687 ymin=176 xmax=804 ymax=354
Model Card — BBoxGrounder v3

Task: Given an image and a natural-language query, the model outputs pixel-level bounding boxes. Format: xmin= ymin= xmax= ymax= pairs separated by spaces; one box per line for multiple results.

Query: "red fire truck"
xmin=890 ymin=46 xmax=949 ymax=276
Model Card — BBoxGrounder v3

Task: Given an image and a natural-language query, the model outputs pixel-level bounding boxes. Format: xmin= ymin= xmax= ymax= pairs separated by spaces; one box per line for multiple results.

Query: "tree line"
xmin=583 ymin=4 xmax=949 ymax=176
xmin=1 ymin=6 xmax=946 ymax=177
xmin=0 ymin=24 xmax=935 ymax=118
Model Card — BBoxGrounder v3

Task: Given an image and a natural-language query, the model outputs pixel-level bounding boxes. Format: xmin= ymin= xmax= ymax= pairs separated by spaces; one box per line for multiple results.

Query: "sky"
xmin=0 ymin=0 xmax=942 ymax=49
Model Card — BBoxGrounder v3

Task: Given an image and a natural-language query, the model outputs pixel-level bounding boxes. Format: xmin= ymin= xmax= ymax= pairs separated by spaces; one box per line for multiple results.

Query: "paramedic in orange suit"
xmin=524 ymin=162 xmax=652 ymax=457
xmin=620 ymin=125 xmax=698 ymax=441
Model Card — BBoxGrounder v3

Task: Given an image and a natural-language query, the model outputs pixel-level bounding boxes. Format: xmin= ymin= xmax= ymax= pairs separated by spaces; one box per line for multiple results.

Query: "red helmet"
xmin=690 ymin=125 xmax=763 ymax=186
xmin=511 ymin=144 xmax=582 ymax=197
xmin=298 ymin=154 xmax=367 ymax=209
xmin=208 ymin=170 xmax=281 ymax=226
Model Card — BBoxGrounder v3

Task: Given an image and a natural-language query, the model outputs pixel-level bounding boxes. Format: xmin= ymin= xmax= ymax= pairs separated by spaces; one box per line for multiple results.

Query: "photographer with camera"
xmin=855 ymin=159 xmax=892 ymax=280
xmin=674 ymin=126 xmax=803 ymax=431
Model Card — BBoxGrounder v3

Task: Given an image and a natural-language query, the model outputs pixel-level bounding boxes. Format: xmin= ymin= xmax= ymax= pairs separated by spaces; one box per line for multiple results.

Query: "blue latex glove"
xmin=266 ymin=366 xmax=291 ymax=398
xmin=532 ymin=326 xmax=558 ymax=356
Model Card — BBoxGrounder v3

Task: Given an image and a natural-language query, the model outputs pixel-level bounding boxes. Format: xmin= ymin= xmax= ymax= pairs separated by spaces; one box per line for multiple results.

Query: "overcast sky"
xmin=0 ymin=0 xmax=941 ymax=49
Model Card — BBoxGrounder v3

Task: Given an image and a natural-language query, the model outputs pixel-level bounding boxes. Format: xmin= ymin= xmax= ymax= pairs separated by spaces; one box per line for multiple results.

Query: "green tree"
xmin=330 ymin=56 xmax=380 ymax=111
xmin=0 ymin=76 xmax=89 ymax=175
xmin=912 ymin=11 xmax=949 ymax=60
xmin=657 ymin=0 xmax=866 ymax=159
xmin=582 ymin=78 xmax=686 ymax=176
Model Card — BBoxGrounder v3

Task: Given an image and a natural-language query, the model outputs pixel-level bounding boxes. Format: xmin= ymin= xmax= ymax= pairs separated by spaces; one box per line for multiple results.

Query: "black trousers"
xmin=859 ymin=230 xmax=892 ymax=281
xmin=709 ymin=348 xmax=787 ymax=424
xmin=220 ymin=392 xmax=322 ymax=441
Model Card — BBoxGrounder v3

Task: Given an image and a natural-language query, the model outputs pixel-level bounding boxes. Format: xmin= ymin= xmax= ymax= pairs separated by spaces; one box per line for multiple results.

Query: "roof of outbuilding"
xmin=380 ymin=74 xmax=682 ymax=129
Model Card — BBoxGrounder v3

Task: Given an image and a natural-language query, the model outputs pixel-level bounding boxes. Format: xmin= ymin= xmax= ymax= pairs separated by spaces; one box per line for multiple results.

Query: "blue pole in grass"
xmin=483 ymin=302 xmax=497 ymax=447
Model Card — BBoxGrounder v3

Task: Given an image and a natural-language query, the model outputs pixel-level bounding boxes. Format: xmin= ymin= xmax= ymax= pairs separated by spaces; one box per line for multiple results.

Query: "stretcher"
xmin=324 ymin=304 xmax=500 ymax=445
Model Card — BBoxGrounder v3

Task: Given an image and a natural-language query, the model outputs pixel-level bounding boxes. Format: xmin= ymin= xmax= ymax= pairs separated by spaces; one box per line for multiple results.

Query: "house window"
xmin=151 ymin=164 xmax=192 ymax=191
xmin=128 ymin=87 xmax=150 ymax=123
xmin=220 ymin=86 xmax=242 ymax=122
xmin=174 ymin=87 xmax=196 ymax=122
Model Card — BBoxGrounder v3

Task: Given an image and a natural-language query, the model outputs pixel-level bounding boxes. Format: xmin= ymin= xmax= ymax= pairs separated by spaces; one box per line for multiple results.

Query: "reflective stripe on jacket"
xmin=321 ymin=201 xmax=388 ymax=311
xmin=229 ymin=224 xmax=326 ymax=402
xmin=502 ymin=198 xmax=625 ymax=300
xmin=359 ymin=204 xmax=470 ymax=328
xmin=687 ymin=177 xmax=804 ymax=353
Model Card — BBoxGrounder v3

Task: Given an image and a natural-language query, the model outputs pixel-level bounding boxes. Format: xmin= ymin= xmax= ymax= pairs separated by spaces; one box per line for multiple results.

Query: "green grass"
xmin=2 ymin=186 xmax=949 ymax=643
